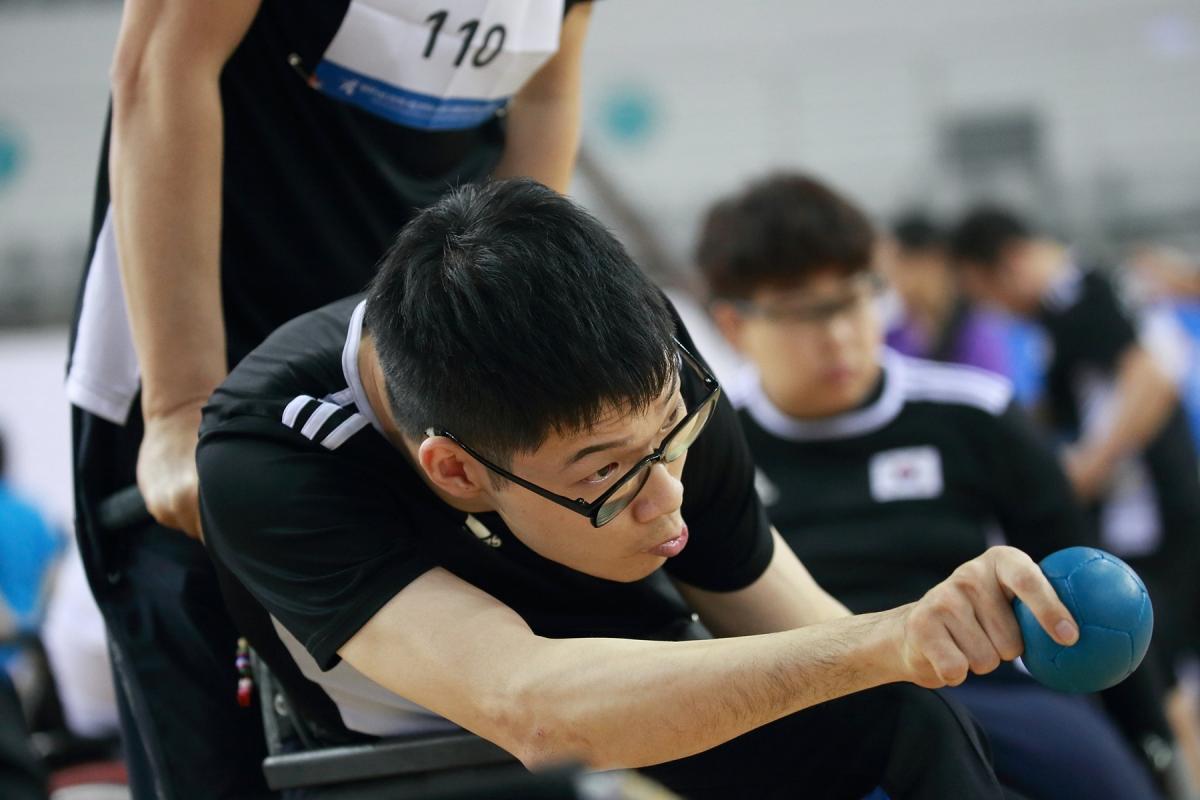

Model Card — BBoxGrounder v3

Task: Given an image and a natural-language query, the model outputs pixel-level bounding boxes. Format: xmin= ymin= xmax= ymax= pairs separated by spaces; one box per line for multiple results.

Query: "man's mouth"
xmin=647 ymin=523 xmax=689 ymax=558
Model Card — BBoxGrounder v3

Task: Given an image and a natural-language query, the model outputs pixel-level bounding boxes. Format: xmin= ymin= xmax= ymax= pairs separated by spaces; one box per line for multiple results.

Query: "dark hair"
xmin=948 ymin=206 xmax=1031 ymax=271
xmin=363 ymin=179 xmax=676 ymax=466
xmin=892 ymin=213 xmax=944 ymax=252
xmin=695 ymin=172 xmax=875 ymax=300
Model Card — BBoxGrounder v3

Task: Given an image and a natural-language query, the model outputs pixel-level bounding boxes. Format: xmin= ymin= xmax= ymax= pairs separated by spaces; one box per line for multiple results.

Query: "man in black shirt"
xmin=949 ymin=207 xmax=1200 ymax=673
xmin=695 ymin=173 xmax=1160 ymax=799
xmin=67 ymin=3 xmax=592 ymax=796
xmin=199 ymin=179 xmax=1082 ymax=798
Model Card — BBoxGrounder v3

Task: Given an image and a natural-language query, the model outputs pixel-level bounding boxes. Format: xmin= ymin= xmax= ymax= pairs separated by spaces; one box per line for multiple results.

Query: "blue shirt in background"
xmin=0 ymin=481 xmax=62 ymax=633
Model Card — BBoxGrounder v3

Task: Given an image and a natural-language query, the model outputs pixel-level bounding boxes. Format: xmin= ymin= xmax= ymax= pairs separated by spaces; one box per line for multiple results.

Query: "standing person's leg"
xmin=639 ymin=683 xmax=1007 ymax=800
xmin=943 ymin=677 xmax=1161 ymax=800
xmin=73 ymin=406 xmax=267 ymax=800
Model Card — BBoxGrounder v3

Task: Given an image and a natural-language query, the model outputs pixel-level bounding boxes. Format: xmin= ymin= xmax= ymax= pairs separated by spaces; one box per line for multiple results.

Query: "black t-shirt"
xmin=733 ymin=351 xmax=1090 ymax=614
xmin=197 ymin=296 xmax=773 ymax=678
xmin=1038 ymin=268 xmax=1200 ymax=531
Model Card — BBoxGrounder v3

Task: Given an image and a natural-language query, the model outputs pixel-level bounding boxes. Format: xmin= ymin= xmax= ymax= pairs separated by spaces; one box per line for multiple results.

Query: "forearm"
xmin=491 ymin=2 xmax=588 ymax=194
xmin=351 ymin=547 xmax=1077 ymax=774
xmin=506 ymin=611 xmax=898 ymax=769
xmin=1081 ymin=348 xmax=1176 ymax=470
xmin=346 ymin=569 xmax=895 ymax=771
xmin=492 ymin=94 xmax=582 ymax=194
xmin=110 ymin=70 xmax=227 ymax=420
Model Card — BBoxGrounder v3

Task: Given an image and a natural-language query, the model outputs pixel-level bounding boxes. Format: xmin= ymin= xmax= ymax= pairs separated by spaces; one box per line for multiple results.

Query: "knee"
xmin=887 ymin=684 xmax=991 ymax=762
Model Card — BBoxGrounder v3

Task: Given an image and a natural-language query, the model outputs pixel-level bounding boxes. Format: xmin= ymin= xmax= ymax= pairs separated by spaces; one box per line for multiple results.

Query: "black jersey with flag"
xmin=196 ymin=295 xmax=773 ymax=736
xmin=732 ymin=350 xmax=1090 ymax=614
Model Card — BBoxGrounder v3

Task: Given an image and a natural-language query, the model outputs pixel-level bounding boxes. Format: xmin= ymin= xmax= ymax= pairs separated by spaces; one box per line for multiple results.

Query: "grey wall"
xmin=0 ymin=4 xmax=119 ymax=324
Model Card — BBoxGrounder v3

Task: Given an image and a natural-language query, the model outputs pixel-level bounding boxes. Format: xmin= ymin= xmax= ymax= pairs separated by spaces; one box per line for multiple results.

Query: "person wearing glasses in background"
xmin=198 ymin=179 xmax=1085 ymax=799
xmin=697 ymin=173 xmax=1161 ymax=799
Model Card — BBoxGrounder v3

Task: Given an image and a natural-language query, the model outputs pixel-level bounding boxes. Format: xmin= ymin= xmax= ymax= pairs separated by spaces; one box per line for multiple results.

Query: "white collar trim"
xmin=738 ymin=349 xmax=907 ymax=442
xmin=342 ymin=300 xmax=388 ymax=436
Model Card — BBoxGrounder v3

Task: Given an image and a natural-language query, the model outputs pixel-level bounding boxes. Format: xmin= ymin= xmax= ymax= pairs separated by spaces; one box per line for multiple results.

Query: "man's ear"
xmin=417 ymin=436 xmax=490 ymax=500
xmin=709 ymin=301 xmax=747 ymax=353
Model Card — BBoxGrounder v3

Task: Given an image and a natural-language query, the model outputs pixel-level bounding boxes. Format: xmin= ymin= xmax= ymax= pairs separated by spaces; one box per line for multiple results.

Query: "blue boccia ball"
xmin=1013 ymin=546 xmax=1153 ymax=693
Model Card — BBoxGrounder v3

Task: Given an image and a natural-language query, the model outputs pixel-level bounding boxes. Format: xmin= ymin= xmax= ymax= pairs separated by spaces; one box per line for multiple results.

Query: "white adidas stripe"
xmin=282 ymin=395 xmax=316 ymax=428
xmin=301 ymin=402 xmax=341 ymax=439
xmin=321 ymin=414 xmax=369 ymax=450
xmin=283 ymin=391 xmax=370 ymax=450
xmin=901 ymin=360 xmax=1012 ymax=415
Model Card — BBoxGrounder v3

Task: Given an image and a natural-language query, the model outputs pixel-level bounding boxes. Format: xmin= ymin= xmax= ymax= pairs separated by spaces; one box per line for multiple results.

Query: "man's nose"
xmin=631 ymin=462 xmax=684 ymax=525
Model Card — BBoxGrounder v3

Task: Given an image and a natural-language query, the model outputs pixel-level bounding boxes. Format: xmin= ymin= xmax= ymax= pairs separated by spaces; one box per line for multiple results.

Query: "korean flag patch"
xmin=869 ymin=446 xmax=943 ymax=502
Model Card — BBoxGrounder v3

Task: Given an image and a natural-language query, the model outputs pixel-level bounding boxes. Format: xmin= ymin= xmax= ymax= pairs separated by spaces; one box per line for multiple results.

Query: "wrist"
xmin=142 ymin=393 xmax=211 ymax=425
xmin=141 ymin=371 xmax=224 ymax=423
xmin=861 ymin=608 xmax=910 ymax=686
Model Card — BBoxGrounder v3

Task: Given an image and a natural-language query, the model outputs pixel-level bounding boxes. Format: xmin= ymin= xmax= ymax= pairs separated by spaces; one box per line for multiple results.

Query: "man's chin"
xmin=577 ymin=556 xmax=666 ymax=584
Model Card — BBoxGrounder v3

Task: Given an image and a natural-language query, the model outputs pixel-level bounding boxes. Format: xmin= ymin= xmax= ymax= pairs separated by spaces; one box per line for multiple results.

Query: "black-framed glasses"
xmin=427 ymin=339 xmax=721 ymax=528
xmin=731 ymin=271 xmax=886 ymax=325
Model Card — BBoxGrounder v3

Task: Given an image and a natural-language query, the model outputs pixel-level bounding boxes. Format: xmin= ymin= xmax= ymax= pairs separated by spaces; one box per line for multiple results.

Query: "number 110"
xmin=424 ymin=10 xmax=507 ymax=68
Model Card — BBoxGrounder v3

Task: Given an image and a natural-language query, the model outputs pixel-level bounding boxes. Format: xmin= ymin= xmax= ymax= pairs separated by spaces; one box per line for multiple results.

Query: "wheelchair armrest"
xmin=262 ymin=730 xmax=516 ymax=790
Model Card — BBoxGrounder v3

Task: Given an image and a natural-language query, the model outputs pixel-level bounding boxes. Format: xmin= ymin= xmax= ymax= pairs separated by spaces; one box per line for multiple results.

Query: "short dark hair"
xmin=948 ymin=206 xmax=1031 ymax=271
xmin=892 ymin=213 xmax=944 ymax=253
xmin=363 ymin=179 xmax=676 ymax=466
xmin=695 ymin=172 xmax=875 ymax=300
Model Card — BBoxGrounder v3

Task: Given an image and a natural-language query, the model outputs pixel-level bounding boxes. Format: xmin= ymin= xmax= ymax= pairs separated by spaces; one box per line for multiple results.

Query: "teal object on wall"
xmin=601 ymin=86 xmax=657 ymax=145
xmin=0 ymin=122 xmax=25 ymax=189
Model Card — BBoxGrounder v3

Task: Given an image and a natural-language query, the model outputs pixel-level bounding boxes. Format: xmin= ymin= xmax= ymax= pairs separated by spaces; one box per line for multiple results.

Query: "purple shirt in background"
xmin=886 ymin=305 xmax=1012 ymax=378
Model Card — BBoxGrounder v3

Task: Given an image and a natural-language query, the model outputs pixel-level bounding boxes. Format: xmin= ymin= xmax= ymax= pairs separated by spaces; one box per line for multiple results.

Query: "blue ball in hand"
xmin=1013 ymin=546 xmax=1153 ymax=693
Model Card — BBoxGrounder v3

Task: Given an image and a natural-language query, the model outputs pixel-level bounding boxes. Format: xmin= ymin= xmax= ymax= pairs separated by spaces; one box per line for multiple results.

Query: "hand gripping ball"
xmin=1013 ymin=547 xmax=1153 ymax=693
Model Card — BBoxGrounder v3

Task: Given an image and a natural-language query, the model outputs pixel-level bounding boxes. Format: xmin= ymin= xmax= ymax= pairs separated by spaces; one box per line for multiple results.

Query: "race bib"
xmin=310 ymin=0 xmax=563 ymax=130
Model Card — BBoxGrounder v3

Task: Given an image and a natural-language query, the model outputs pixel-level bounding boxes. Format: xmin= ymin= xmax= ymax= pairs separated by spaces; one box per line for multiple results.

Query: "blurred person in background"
xmin=0 ymin=440 xmax=52 ymax=800
xmin=951 ymin=207 xmax=1200 ymax=788
xmin=64 ymin=2 xmax=593 ymax=797
xmin=0 ymin=431 xmax=63 ymax=673
xmin=0 ymin=432 xmax=123 ymax=793
xmin=699 ymin=172 xmax=1162 ymax=800
xmin=1127 ymin=245 xmax=1200 ymax=456
xmin=950 ymin=207 xmax=1200 ymax=664
xmin=882 ymin=213 xmax=1011 ymax=377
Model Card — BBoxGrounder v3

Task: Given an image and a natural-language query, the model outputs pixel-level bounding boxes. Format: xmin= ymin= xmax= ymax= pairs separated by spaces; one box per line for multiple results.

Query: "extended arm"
xmin=339 ymin=547 xmax=1077 ymax=771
